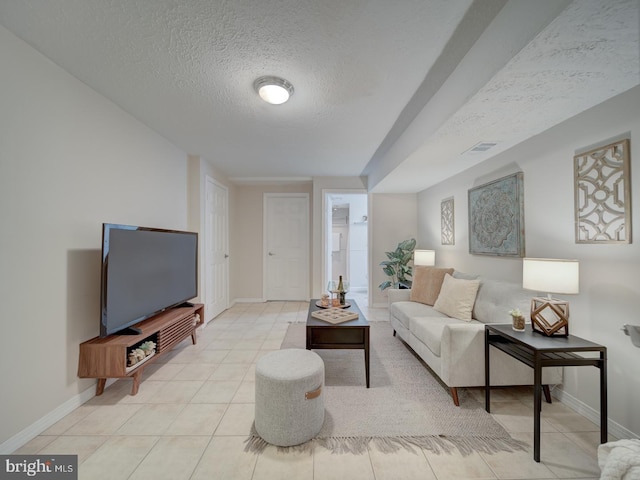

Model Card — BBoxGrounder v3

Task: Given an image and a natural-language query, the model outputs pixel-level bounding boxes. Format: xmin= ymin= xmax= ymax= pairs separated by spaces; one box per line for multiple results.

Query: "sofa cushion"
xmin=390 ymin=301 xmax=448 ymax=329
xmin=473 ymin=279 xmax=531 ymax=324
xmin=433 ymin=274 xmax=481 ymax=321
xmin=409 ymin=266 xmax=454 ymax=305
xmin=410 ymin=316 xmax=481 ymax=357
xmin=452 ymin=270 xmax=480 ymax=280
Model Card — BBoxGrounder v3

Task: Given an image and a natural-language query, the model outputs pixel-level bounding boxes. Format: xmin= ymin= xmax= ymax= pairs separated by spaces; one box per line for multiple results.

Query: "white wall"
xmin=369 ymin=193 xmax=418 ymax=307
xmin=347 ymin=194 xmax=368 ymax=291
xmin=231 ymin=182 xmax=313 ymax=302
xmin=416 ymin=85 xmax=640 ymax=437
xmin=0 ymin=26 xmax=190 ymax=449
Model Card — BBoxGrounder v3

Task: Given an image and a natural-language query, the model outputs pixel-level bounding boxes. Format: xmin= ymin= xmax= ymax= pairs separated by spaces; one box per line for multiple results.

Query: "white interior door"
xmin=205 ymin=176 xmax=228 ymax=321
xmin=264 ymin=193 xmax=309 ymax=300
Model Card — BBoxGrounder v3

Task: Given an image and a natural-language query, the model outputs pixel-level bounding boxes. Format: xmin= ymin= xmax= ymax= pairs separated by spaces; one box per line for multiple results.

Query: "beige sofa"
xmin=388 ymin=271 xmax=563 ymax=405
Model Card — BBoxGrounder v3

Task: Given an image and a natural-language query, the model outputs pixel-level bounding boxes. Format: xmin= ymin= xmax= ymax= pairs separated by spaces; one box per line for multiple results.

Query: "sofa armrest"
xmin=387 ymin=288 xmax=411 ymax=305
xmin=439 ymin=323 xmax=486 ymax=386
xmin=439 ymin=323 xmax=564 ymax=388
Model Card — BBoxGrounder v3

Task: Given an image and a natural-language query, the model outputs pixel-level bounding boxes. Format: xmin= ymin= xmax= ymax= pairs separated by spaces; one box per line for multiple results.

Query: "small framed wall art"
xmin=441 ymin=197 xmax=454 ymax=245
xmin=574 ymin=139 xmax=631 ymax=244
xmin=468 ymin=172 xmax=525 ymax=257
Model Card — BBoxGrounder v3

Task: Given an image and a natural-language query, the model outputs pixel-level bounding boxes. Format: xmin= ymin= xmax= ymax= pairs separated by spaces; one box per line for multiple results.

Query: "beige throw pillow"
xmin=433 ymin=274 xmax=481 ymax=321
xmin=409 ymin=266 xmax=454 ymax=306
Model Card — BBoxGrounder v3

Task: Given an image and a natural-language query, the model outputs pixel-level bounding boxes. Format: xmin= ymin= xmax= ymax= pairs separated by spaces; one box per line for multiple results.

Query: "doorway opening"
xmin=323 ymin=191 xmax=369 ymax=307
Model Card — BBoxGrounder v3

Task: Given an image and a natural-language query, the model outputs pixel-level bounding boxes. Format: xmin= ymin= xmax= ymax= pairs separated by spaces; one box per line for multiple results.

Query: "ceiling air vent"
xmin=465 ymin=142 xmax=498 ymax=153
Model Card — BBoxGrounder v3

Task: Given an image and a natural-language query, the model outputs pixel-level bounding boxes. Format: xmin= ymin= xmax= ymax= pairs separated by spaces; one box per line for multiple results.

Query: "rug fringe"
xmin=244 ymin=434 xmax=527 ymax=456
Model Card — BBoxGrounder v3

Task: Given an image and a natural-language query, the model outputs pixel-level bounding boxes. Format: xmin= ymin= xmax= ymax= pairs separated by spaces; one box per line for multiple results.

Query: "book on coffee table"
xmin=311 ymin=307 xmax=359 ymax=325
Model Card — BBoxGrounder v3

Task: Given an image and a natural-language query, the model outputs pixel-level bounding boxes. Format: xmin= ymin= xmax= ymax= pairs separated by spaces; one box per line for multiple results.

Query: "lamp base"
xmin=530 ymin=297 xmax=569 ymax=337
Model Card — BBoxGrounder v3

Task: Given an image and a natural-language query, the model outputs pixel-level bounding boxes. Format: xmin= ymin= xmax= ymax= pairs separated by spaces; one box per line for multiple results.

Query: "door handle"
xmin=268 ymin=252 xmax=275 ymax=256
xmin=224 ymin=254 xmax=229 ymax=258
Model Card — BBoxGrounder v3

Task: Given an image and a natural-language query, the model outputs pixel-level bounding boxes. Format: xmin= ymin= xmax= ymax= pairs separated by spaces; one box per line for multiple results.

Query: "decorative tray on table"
xmin=311 ymin=307 xmax=359 ymax=324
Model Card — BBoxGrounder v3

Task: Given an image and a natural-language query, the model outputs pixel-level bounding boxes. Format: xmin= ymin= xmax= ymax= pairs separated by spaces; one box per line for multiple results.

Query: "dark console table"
xmin=484 ymin=324 xmax=607 ymax=462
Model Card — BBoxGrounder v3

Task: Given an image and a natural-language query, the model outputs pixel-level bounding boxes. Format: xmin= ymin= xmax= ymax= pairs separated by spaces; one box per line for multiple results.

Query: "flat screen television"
xmin=100 ymin=223 xmax=198 ymax=337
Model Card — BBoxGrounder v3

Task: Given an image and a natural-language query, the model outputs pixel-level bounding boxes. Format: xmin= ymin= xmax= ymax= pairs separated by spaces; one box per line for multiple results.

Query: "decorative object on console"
xmin=574 ymin=138 xmax=631 ymax=244
xmin=441 ymin=197 xmax=455 ymax=245
xmin=509 ymin=308 xmax=526 ymax=331
xmin=379 ymin=238 xmax=416 ymax=290
xmin=127 ymin=340 xmax=156 ymax=368
xmin=468 ymin=173 xmax=524 ymax=257
xmin=522 ymin=258 xmax=579 ymax=336
xmin=413 ymin=249 xmax=435 ymax=266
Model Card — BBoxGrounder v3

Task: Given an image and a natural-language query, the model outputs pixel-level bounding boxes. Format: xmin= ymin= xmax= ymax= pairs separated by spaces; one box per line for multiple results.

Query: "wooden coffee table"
xmin=306 ymin=299 xmax=370 ymax=388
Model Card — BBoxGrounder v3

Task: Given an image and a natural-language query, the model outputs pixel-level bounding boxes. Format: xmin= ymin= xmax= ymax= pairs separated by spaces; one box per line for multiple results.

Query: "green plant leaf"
xmin=379 ymin=238 xmax=418 ymax=292
xmin=399 ymin=238 xmax=416 ymax=251
xmin=401 ymin=251 xmax=413 ymax=264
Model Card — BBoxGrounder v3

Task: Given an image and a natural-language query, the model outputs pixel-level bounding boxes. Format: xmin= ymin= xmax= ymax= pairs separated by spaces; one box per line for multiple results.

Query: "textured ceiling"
xmin=1 ymin=0 xmax=638 ymax=192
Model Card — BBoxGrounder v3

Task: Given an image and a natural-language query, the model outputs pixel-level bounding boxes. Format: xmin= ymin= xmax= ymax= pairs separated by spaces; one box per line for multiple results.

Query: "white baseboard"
xmin=0 ymin=384 xmax=97 ymax=454
xmin=232 ymin=298 xmax=265 ymax=304
xmin=553 ymin=387 xmax=638 ymax=440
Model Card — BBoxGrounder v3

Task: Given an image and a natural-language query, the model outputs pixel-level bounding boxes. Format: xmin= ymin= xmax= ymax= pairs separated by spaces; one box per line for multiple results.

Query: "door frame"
xmin=263 ymin=193 xmax=310 ymax=301
xmin=204 ymin=175 xmax=229 ymax=322
xmin=321 ymin=189 xmax=369 ymax=305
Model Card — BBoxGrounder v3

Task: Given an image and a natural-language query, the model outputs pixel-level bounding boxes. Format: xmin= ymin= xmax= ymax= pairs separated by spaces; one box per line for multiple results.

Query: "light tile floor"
xmin=15 ymin=301 xmax=607 ymax=479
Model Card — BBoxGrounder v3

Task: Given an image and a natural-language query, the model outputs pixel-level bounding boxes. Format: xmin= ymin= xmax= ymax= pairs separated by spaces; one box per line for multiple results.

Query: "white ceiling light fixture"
xmin=254 ymin=76 xmax=294 ymax=105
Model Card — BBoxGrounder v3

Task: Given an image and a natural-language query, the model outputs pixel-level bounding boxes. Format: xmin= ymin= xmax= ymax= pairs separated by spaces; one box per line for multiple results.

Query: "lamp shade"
xmin=414 ymin=250 xmax=435 ymax=266
xmin=522 ymin=258 xmax=579 ymax=294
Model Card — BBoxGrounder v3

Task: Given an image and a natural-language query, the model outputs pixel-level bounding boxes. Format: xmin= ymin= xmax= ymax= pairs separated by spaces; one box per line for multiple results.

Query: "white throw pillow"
xmin=433 ymin=274 xmax=481 ymax=321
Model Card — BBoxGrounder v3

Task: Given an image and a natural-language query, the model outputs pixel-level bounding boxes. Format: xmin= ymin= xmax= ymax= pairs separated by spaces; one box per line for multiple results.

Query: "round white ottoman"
xmin=255 ymin=348 xmax=325 ymax=447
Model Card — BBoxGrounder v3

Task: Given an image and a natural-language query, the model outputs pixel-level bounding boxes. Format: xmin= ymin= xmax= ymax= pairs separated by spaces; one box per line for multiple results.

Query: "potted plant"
xmin=509 ymin=308 xmax=526 ymax=331
xmin=379 ymin=238 xmax=416 ymax=290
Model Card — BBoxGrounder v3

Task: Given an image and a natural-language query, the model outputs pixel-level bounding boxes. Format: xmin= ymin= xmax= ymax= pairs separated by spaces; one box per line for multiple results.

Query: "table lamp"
xmin=414 ymin=250 xmax=435 ymax=266
xmin=522 ymin=258 xmax=579 ymax=336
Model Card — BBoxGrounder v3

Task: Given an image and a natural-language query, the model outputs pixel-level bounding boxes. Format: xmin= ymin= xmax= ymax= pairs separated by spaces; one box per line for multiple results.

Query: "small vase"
xmin=512 ymin=315 xmax=525 ymax=331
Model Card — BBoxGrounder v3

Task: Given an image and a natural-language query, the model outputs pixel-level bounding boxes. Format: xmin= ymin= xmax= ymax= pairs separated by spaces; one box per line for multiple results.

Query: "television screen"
xmin=100 ymin=223 xmax=198 ymax=337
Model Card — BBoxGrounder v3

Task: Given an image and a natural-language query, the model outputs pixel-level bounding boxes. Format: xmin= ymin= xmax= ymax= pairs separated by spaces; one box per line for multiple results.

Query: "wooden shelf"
xmin=78 ymin=303 xmax=204 ymax=395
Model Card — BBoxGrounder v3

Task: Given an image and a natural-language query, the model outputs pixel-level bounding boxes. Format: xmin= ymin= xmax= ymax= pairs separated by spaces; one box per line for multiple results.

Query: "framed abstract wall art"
xmin=574 ymin=139 xmax=631 ymax=244
xmin=468 ymin=172 xmax=525 ymax=257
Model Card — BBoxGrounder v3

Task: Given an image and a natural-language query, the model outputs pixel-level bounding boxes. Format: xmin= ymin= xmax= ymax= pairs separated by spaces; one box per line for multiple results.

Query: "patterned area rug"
xmin=246 ymin=321 xmax=526 ymax=455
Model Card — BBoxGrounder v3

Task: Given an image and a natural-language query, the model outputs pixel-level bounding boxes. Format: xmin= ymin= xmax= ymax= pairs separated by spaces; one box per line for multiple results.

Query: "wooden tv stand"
xmin=78 ymin=303 xmax=204 ymax=395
